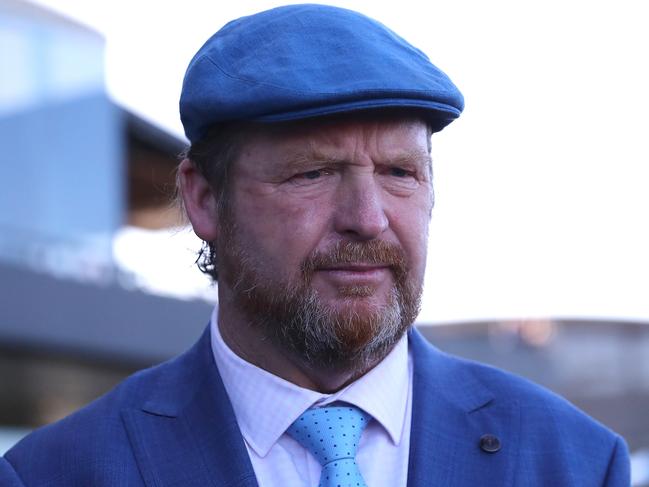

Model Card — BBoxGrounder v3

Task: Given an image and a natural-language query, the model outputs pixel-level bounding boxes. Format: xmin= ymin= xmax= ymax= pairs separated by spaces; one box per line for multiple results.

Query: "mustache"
xmin=301 ymin=240 xmax=408 ymax=280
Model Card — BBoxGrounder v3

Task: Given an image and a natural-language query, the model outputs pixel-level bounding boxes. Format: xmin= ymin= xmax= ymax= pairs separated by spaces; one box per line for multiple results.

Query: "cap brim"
xmin=253 ymin=98 xmax=461 ymax=132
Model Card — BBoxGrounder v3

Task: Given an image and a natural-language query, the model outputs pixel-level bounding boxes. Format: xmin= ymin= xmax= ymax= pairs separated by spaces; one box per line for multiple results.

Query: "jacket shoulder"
xmin=411 ymin=330 xmax=619 ymax=437
xmin=454 ymin=353 xmax=612 ymax=433
xmin=427 ymin=344 xmax=631 ymax=485
xmin=3 ymin=340 xmax=204 ymax=486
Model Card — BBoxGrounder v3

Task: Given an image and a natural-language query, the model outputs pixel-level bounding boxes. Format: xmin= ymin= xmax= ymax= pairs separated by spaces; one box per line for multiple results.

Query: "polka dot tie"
xmin=287 ymin=405 xmax=371 ymax=487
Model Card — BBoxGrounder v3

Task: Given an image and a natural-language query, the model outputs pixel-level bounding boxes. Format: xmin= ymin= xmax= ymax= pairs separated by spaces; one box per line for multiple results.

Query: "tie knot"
xmin=287 ymin=405 xmax=371 ymax=466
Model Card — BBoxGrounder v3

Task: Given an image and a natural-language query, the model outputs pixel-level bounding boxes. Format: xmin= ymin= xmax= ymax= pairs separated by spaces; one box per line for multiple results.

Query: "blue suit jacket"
xmin=1 ymin=327 xmax=630 ymax=486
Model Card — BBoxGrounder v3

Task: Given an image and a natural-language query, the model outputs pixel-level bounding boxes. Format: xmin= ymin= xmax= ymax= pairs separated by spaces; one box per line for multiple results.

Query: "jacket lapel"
xmin=119 ymin=324 xmax=521 ymax=486
xmin=121 ymin=326 xmax=258 ymax=487
xmin=407 ymin=328 xmax=520 ymax=487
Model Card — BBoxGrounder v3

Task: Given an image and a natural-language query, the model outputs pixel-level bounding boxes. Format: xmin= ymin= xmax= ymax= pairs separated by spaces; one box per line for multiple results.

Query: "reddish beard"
xmin=220 ymin=230 xmax=422 ymax=372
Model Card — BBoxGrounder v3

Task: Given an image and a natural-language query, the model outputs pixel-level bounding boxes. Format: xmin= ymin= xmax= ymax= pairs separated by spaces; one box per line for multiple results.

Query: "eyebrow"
xmin=280 ymin=150 xmax=343 ymax=169
xmin=384 ymin=150 xmax=432 ymax=169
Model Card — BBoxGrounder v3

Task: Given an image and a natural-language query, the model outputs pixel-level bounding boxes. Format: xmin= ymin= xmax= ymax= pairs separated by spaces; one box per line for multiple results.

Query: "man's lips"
xmin=314 ymin=264 xmax=392 ymax=284
xmin=316 ymin=263 xmax=390 ymax=272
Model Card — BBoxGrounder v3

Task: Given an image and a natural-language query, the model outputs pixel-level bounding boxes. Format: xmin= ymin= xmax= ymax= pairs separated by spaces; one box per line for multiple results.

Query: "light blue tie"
xmin=287 ymin=405 xmax=371 ymax=487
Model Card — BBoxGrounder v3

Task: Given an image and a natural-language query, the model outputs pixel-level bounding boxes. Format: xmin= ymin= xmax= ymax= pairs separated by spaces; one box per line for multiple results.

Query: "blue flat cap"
xmin=180 ymin=4 xmax=464 ymax=143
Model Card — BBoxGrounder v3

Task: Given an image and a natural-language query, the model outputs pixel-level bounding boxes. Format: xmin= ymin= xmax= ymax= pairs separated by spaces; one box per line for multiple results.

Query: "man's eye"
xmin=293 ymin=169 xmax=333 ymax=182
xmin=288 ymin=168 xmax=334 ymax=187
xmin=390 ymin=167 xmax=412 ymax=178
xmin=302 ymin=170 xmax=323 ymax=180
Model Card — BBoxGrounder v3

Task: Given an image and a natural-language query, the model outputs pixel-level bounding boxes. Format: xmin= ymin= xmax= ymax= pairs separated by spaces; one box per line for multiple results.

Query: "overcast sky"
xmin=32 ymin=0 xmax=649 ymax=323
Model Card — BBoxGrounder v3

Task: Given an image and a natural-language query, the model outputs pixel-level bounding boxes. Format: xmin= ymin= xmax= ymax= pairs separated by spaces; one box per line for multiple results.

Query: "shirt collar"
xmin=210 ymin=305 xmax=410 ymax=457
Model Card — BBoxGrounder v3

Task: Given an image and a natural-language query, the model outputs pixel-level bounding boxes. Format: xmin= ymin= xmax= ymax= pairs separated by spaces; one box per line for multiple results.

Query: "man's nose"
xmin=333 ymin=176 xmax=389 ymax=240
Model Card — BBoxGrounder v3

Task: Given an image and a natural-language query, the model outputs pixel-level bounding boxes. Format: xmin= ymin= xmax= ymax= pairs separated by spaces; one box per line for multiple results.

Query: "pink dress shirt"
xmin=210 ymin=305 xmax=413 ymax=487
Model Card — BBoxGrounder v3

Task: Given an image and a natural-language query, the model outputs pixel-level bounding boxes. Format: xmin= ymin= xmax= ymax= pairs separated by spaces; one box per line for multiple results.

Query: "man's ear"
xmin=177 ymin=158 xmax=219 ymax=241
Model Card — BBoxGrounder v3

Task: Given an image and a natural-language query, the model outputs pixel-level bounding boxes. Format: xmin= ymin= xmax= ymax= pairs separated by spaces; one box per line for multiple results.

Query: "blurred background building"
xmin=0 ymin=0 xmax=212 ymax=450
xmin=1 ymin=1 xmax=648 ymax=485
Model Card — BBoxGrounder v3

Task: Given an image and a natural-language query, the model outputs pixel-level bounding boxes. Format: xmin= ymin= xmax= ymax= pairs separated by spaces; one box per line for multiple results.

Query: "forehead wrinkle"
xmin=279 ymin=148 xmax=433 ymax=176
xmin=275 ymin=126 xmax=432 ymax=171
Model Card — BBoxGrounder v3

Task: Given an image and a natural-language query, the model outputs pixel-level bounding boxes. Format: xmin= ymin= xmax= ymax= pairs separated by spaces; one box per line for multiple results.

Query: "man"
xmin=1 ymin=4 xmax=630 ymax=486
